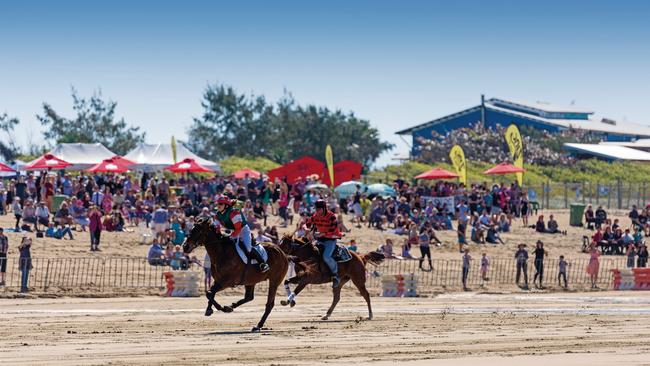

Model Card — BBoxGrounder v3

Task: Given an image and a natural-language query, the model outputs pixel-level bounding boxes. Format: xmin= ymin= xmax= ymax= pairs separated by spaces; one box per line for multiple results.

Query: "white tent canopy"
xmin=564 ymin=143 xmax=650 ymax=161
xmin=47 ymin=143 xmax=117 ymax=170
xmin=124 ymin=143 xmax=220 ymax=172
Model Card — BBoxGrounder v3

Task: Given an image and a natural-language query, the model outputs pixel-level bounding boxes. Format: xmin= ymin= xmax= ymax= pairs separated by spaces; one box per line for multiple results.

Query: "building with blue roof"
xmin=397 ymin=96 xmax=650 ymax=158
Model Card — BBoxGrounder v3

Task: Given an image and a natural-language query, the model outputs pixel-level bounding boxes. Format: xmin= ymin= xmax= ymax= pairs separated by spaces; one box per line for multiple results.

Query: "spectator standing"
xmin=152 ymin=205 xmax=169 ymax=242
xmin=626 ymin=243 xmax=637 ymax=269
xmin=12 ymin=197 xmax=22 ymax=232
xmin=461 ymin=248 xmax=471 ymax=291
xmin=533 ymin=240 xmax=547 ymax=289
xmin=587 ymin=244 xmax=600 ymax=289
xmin=515 ymin=243 xmax=529 ymax=289
xmin=88 ymin=205 xmax=103 ymax=251
xmin=558 ymin=255 xmax=569 ymax=289
xmin=418 ymin=229 xmax=433 ymax=271
xmin=18 ymin=236 xmax=32 ymax=293
xmin=0 ymin=228 xmax=7 ymax=286
xmin=637 ymin=244 xmax=649 ymax=268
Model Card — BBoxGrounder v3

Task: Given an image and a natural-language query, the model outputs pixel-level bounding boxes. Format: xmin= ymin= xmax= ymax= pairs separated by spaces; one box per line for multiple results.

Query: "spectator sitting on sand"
xmin=147 ymin=239 xmax=166 ymax=266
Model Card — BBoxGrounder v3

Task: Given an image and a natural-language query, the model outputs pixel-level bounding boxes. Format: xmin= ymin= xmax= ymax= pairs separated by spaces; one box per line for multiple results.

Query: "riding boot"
xmin=249 ymin=248 xmax=270 ymax=273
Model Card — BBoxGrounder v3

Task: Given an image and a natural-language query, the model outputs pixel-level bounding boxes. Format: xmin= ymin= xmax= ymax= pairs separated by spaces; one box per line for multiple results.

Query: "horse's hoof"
xmin=290 ymin=300 xmax=296 ymax=308
xmin=251 ymin=326 xmax=261 ymax=333
xmin=222 ymin=306 xmax=233 ymax=313
xmin=280 ymin=300 xmax=289 ymax=306
xmin=321 ymin=315 xmax=329 ymax=321
xmin=367 ymin=315 xmax=373 ymax=321
xmin=205 ymin=308 xmax=213 ymax=317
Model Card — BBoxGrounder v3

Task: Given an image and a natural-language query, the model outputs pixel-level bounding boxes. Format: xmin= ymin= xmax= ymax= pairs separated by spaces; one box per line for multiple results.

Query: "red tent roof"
xmin=110 ymin=155 xmax=136 ymax=166
xmin=164 ymin=158 xmax=214 ymax=173
xmin=322 ymin=160 xmax=363 ymax=186
xmin=24 ymin=154 xmax=71 ymax=170
xmin=483 ymin=163 xmax=526 ymax=175
xmin=86 ymin=158 xmax=131 ymax=173
xmin=233 ymin=168 xmax=261 ymax=179
xmin=0 ymin=162 xmax=15 ymax=173
xmin=268 ymin=156 xmax=325 ymax=183
xmin=414 ymin=167 xmax=459 ymax=180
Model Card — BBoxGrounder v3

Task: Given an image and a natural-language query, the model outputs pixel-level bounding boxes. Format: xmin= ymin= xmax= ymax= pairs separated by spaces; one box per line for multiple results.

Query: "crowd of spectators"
xmin=416 ymin=121 xmax=601 ymax=166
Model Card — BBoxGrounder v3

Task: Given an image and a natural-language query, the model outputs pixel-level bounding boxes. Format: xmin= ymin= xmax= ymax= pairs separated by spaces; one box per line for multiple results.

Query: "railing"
xmin=0 ymin=256 xmax=628 ymax=294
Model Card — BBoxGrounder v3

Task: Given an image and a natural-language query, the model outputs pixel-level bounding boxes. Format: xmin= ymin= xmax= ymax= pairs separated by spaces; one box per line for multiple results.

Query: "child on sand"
xmin=480 ymin=253 xmax=490 ymax=284
xmin=558 ymin=255 xmax=569 ymax=289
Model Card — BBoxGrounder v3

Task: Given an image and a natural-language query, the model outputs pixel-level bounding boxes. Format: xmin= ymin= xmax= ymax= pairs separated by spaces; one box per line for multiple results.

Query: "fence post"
xmin=617 ymin=179 xmax=622 ymax=210
xmin=564 ymin=182 xmax=568 ymax=209
xmin=581 ymin=182 xmax=586 ymax=204
xmin=595 ymin=182 xmax=600 ymax=205
xmin=607 ymin=183 xmax=611 ymax=209
xmin=545 ymin=181 xmax=550 ymax=209
xmin=43 ymin=259 xmax=51 ymax=291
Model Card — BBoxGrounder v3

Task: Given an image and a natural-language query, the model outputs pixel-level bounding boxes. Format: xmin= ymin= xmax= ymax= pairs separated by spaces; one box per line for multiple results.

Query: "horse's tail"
xmin=361 ymin=251 xmax=385 ymax=267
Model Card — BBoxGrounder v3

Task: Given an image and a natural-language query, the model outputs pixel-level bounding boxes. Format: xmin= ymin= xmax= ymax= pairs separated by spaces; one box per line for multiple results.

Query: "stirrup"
xmin=259 ymin=263 xmax=270 ymax=273
xmin=331 ymin=276 xmax=340 ymax=288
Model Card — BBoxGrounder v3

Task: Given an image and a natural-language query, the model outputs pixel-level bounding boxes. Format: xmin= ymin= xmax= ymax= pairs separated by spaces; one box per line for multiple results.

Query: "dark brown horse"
xmin=183 ymin=217 xmax=289 ymax=332
xmin=278 ymin=234 xmax=384 ymax=320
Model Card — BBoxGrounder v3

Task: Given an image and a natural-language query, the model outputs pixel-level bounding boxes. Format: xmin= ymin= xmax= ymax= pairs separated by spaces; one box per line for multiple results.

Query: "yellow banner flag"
xmin=171 ymin=136 xmax=178 ymax=164
xmin=504 ymin=124 xmax=524 ymax=185
xmin=325 ymin=145 xmax=334 ymax=187
xmin=449 ymin=145 xmax=467 ymax=186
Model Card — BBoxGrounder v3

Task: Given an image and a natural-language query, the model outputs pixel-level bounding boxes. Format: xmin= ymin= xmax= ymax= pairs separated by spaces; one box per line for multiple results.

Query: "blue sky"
xmin=1 ymin=1 xmax=648 ymax=166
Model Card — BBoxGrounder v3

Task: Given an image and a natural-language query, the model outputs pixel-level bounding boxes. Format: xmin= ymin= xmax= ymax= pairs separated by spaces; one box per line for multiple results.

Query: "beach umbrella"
xmin=414 ymin=167 xmax=459 ymax=180
xmin=366 ymin=183 xmax=397 ymax=197
xmin=306 ymin=183 xmax=329 ymax=191
xmin=164 ymin=158 xmax=214 ymax=173
xmin=86 ymin=158 xmax=131 ymax=173
xmin=334 ymin=180 xmax=366 ymax=197
xmin=483 ymin=163 xmax=526 ymax=175
xmin=233 ymin=168 xmax=261 ymax=179
xmin=0 ymin=162 xmax=15 ymax=173
xmin=24 ymin=153 xmax=71 ymax=170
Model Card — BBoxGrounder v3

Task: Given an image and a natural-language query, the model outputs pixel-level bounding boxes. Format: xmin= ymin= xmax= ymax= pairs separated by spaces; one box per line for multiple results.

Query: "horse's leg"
xmin=321 ymin=277 xmax=350 ymax=320
xmin=205 ymin=282 xmax=225 ymax=316
xmin=281 ymin=274 xmax=306 ymax=306
xmin=350 ymin=270 xmax=373 ymax=320
xmin=252 ymin=279 xmax=280 ymax=332
xmin=222 ymin=285 xmax=255 ymax=313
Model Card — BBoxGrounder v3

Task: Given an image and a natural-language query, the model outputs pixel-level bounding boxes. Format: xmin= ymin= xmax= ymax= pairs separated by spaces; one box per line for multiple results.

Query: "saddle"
xmin=315 ymin=242 xmax=353 ymax=263
xmin=232 ymin=236 xmax=267 ymax=265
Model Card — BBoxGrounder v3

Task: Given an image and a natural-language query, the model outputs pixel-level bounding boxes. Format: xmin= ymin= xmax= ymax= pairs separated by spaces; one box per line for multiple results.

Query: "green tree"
xmin=0 ymin=112 xmax=21 ymax=161
xmin=188 ymin=83 xmax=393 ymax=167
xmin=37 ymin=88 xmax=145 ymax=155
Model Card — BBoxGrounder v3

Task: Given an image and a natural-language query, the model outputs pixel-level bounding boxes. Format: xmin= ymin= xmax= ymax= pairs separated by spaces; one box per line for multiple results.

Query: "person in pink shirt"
xmin=88 ymin=205 xmax=103 ymax=252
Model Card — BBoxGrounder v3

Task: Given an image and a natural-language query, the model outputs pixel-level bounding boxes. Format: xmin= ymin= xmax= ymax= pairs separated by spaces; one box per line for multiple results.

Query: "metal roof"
xmin=488 ymin=98 xmax=594 ymax=114
xmin=563 ymin=143 xmax=650 ymax=161
xmin=396 ymin=98 xmax=650 ymax=137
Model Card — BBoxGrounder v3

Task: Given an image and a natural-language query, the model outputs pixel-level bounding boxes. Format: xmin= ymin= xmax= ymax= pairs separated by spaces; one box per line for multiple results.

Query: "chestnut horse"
xmin=278 ymin=234 xmax=384 ymax=320
xmin=182 ymin=217 xmax=288 ymax=332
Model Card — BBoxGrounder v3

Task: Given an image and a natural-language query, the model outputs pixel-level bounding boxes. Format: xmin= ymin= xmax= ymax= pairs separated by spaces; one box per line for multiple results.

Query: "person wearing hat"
xmin=515 ymin=243 xmax=529 ymax=289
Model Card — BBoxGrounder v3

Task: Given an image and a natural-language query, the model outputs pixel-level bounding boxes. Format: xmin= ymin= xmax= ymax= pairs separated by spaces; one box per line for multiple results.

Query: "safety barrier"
xmin=163 ymin=271 xmax=201 ymax=297
xmin=612 ymin=268 xmax=650 ymax=290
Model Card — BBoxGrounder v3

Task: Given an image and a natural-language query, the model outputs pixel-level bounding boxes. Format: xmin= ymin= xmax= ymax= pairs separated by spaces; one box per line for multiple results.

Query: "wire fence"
xmin=0 ymin=255 xmax=629 ymax=294
xmin=362 ymin=176 xmax=649 ymax=210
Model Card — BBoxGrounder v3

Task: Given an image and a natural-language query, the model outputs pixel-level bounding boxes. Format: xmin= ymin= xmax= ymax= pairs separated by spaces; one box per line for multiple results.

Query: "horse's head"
xmin=183 ymin=216 xmax=217 ymax=254
xmin=278 ymin=234 xmax=294 ymax=254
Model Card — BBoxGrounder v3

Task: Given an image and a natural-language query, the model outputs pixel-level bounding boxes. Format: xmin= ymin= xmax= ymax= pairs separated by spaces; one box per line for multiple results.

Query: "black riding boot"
xmin=249 ymin=248 xmax=270 ymax=273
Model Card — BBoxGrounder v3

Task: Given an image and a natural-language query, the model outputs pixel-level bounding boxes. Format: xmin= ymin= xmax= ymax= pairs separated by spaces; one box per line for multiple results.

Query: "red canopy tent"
xmin=233 ymin=168 xmax=261 ymax=179
xmin=164 ymin=158 xmax=214 ymax=173
xmin=86 ymin=158 xmax=131 ymax=173
xmin=322 ymin=160 xmax=363 ymax=187
xmin=110 ymin=155 xmax=135 ymax=166
xmin=0 ymin=162 xmax=15 ymax=173
xmin=267 ymin=156 xmax=325 ymax=183
xmin=24 ymin=154 xmax=71 ymax=170
xmin=414 ymin=167 xmax=459 ymax=180
xmin=483 ymin=163 xmax=526 ymax=175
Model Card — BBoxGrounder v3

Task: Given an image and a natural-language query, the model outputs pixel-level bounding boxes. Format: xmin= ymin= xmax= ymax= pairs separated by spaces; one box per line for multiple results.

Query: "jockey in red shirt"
xmin=214 ymin=195 xmax=269 ymax=272
xmin=306 ymin=199 xmax=341 ymax=287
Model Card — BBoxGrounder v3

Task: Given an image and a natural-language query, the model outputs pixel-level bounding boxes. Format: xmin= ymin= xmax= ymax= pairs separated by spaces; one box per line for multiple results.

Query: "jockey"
xmin=214 ymin=195 xmax=269 ymax=273
xmin=307 ymin=199 xmax=341 ymax=287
